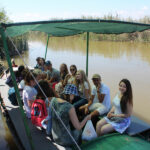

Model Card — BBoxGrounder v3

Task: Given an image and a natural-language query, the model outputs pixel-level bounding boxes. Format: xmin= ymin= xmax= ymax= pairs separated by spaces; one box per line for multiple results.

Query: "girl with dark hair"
xmin=36 ymin=80 xmax=54 ymax=100
xmin=32 ymin=80 xmax=57 ymax=131
xmin=35 ymin=57 xmax=41 ymax=69
xmin=36 ymin=80 xmax=57 ymax=108
xmin=23 ymin=72 xmax=37 ymax=118
xmin=15 ymin=65 xmax=25 ymax=83
xmin=18 ymin=69 xmax=28 ymax=89
xmin=96 ymin=79 xmax=133 ymax=136
xmin=55 ymin=63 xmax=69 ymax=95
xmin=60 ymin=63 xmax=69 ymax=81
xmin=18 ymin=69 xmax=29 ymax=99
xmin=37 ymin=57 xmax=45 ymax=71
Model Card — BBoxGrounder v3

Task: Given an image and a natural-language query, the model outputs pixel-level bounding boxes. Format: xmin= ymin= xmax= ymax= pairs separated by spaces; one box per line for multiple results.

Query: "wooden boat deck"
xmin=0 ymin=77 xmax=68 ymax=150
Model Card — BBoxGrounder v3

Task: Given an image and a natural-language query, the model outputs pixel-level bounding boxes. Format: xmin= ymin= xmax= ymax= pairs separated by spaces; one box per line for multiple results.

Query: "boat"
xmin=0 ymin=19 xmax=150 ymax=150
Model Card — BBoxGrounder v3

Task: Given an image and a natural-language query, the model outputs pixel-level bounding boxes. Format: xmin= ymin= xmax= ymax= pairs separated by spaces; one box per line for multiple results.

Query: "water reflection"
xmin=0 ymin=111 xmax=18 ymax=150
xmin=28 ymin=33 xmax=150 ymax=65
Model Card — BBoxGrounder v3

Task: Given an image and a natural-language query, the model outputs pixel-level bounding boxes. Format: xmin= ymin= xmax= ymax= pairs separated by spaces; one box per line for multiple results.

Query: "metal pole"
xmin=44 ymin=35 xmax=50 ymax=60
xmin=86 ymin=32 xmax=89 ymax=76
xmin=0 ymin=26 xmax=34 ymax=150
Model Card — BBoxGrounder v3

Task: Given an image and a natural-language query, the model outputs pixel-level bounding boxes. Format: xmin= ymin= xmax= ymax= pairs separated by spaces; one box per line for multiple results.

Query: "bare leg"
xmin=91 ymin=110 xmax=99 ymax=118
xmin=100 ymin=124 xmax=114 ymax=136
xmin=96 ymin=118 xmax=107 ymax=136
xmin=91 ymin=110 xmax=100 ymax=128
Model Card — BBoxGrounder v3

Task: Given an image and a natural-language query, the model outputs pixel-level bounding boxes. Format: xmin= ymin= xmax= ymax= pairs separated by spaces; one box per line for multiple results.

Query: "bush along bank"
xmin=0 ymin=35 xmax=28 ymax=59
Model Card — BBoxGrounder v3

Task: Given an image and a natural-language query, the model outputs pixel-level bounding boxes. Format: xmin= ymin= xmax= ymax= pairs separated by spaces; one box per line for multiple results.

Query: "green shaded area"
xmin=5 ymin=23 xmax=82 ymax=37
xmin=81 ymin=133 xmax=150 ymax=150
xmin=1 ymin=19 xmax=150 ymax=37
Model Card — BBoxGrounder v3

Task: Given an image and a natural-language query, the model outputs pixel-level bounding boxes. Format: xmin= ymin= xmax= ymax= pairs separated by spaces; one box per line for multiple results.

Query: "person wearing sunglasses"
xmin=63 ymin=65 xmax=77 ymax=86
xmin=61 ymin=69 xmax=91 ymax=114
xmin=60 ymin=65 xmax=78 ymax=103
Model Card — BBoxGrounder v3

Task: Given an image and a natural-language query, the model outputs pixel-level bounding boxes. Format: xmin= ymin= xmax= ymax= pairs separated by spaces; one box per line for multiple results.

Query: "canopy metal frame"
xmin=44 ymin=34 xmax=50 ymax=60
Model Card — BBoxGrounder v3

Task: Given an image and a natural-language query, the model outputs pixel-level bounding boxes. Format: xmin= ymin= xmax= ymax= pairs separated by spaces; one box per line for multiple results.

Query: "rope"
xmin=7 ymin=35 xmax=81 ymax=150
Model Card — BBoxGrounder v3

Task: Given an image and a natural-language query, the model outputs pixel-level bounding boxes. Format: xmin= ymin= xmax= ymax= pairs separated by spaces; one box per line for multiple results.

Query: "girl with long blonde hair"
xmin=72 ymin=70 xmax=91 ymax=111
xmin=74 ymin=70 xmax=91 ymax=99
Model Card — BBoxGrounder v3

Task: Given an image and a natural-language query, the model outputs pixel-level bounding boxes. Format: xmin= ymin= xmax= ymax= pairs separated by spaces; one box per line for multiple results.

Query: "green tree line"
xmin=79 ymin=15 xmax=150 ymax=42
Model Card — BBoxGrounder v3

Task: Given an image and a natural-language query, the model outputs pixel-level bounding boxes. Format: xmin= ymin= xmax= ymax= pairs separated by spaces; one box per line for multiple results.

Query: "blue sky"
xmin=1 ymin=0 xmax=150 ymax=22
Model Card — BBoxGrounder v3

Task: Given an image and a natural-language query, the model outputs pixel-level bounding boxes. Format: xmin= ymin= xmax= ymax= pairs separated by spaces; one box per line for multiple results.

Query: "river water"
xmin=0 ymin=36 xmax=150 ymax=149
xmin=0 ymin=111 xmax=19 ymax=150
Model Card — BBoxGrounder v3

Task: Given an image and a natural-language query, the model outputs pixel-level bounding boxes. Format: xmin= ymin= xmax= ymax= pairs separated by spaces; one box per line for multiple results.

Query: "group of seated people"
xmin=11 ymin=57 xmax=133 ymax=147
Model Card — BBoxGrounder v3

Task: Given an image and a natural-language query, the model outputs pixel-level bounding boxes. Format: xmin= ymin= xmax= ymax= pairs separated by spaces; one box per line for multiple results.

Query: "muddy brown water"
xmin=0 ymin=111 xmax=19 ymax=150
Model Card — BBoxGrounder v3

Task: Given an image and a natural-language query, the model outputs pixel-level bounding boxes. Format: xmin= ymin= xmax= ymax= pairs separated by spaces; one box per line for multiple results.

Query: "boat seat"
xmin=98 ymin=115 xmax=150 ymax=136
xmin=126 ymin=115 xmax=150 ymax=136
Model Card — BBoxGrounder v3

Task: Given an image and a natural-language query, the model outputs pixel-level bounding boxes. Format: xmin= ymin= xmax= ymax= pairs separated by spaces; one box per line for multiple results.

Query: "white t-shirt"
xmin=23 ymin=85 xmax=37 ymax=118
xmin=91 ymin=83 xmax=111 ymax=111
xmin=18 ymin=80 xmax=25 ymax=98
xmin=18 ymin=80 xmax=25 ymax=89
xmin=78 ymin=81 xmax=89 ymax=99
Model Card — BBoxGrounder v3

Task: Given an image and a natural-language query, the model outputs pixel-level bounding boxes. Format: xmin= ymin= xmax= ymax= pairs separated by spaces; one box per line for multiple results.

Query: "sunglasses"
xmin=70 ymin=68 xmax=75 ymax=71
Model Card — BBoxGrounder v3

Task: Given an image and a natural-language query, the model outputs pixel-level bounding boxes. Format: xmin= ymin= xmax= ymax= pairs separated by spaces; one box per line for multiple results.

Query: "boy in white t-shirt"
xmin=80 ymin=74 xmax=111 ymax=126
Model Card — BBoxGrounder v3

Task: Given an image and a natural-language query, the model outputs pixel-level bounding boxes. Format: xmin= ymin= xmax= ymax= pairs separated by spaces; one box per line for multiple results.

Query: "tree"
xmin=0 ymin=8 xmax=9 ymax=23
xmin=0 ymin=8 xmax=10 ymax=59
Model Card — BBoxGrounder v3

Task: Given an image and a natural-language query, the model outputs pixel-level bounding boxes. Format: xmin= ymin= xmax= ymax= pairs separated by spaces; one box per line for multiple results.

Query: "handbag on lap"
xmin=109 ymin=116 xmax=124 ymax=123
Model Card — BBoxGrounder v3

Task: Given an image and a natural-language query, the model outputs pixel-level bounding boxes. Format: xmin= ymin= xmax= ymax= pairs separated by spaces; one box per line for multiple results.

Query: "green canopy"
xmin=1 ymin=19 xmax=150 ymax=37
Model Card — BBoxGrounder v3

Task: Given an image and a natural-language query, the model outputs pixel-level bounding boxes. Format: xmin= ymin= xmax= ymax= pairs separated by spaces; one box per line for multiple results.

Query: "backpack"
xmin=31 ymin=99 xmax=48 ymax=127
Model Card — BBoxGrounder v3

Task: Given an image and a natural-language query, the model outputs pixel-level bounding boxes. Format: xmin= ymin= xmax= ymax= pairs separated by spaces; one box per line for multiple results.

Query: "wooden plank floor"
xmin=0 ymin=77 xmax=68 ymax=150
